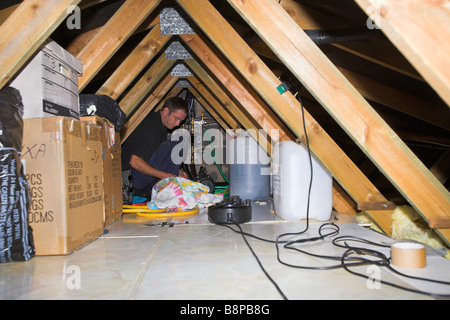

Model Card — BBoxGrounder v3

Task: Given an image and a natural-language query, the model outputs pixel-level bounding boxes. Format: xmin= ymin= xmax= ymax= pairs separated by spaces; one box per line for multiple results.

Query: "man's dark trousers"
xmin=131 ymin=140 xmax=182 ymax=197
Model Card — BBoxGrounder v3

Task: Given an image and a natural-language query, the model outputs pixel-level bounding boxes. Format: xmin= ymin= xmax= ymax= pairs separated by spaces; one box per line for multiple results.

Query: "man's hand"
xmin=179 ymin=170 xmax=188 ymax=179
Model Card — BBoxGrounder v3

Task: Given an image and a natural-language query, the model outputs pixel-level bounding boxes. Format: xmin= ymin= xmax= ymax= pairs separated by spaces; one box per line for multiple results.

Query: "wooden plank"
xmin=227 ymin=0 xmax=450 ymax=230
xmin=278 ymin=0 xmax=422 ymax=81
xmin=332 ymin=181 xmax=358 ymax=217
xmin=65 ymin=14 xmax=160 ymax=56
xmin=238 ymin=27 xmax=450 ymax=131
xmin=357 ymin=201 xmax=396 ymax=211
xmin=77 ymin=0 xmax=161 ymax=91
xmin=118 ymin=54 xmax=176 ymax=117
xmin=355 ymin=0 xmax=450 ymax=107
xmin=0 ymin=0 xmax=81 ymax=90
xmin=177 ymin=0 xmax=389 ymax=210
xmin=365 ymin=210 xmax=394 ymax=236
xmin=97 ymin=24 xmax=171 ymax=100
xmin=0 ymin=4 xmax=20 ymax=26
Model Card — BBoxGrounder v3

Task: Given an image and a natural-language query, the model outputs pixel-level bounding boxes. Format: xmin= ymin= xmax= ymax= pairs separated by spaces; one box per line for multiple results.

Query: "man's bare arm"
xmin=129 ymin=154 xmax=176 ymax=180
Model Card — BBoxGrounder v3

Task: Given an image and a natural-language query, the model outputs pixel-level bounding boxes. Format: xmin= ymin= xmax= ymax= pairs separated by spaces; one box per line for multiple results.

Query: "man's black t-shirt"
xmin=121 ymin=111 xmax=167 ymax=171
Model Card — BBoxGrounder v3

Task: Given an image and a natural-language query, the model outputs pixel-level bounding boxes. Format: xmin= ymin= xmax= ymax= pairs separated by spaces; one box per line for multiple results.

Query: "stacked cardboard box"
xmin=81 ymin=116 xmax=123 ymax=227
xmin=14 ymin=40 xmax=123 ymax=256
xmin=22 ymin=117 xmax=105 ymax=255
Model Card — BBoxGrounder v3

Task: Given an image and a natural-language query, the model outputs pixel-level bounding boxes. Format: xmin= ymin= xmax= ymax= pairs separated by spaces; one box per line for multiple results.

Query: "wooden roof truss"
xmin=0 ymin=0 xmax=449 ymax=245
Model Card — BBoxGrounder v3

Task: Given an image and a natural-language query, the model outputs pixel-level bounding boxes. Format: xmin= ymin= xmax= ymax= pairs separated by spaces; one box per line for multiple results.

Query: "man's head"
xmin=161 ymin=97 xmax=188 ymax=130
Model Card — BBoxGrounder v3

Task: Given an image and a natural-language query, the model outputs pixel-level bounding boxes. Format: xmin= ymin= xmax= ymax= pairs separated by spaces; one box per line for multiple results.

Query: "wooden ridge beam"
xmin=227 ymin=0 xmax=450 ymax=234
xmin=355 ymin=0 xmax=450 ymax=106
xmin=77 ymin=0 xmax=161 ymax=91
xmin=0 ymin=0 xmax=81 ymax=90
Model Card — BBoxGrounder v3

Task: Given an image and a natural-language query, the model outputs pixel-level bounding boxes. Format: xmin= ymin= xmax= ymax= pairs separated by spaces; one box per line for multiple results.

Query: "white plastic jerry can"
xmin=272 ymin=141 xmax=333 ymax=221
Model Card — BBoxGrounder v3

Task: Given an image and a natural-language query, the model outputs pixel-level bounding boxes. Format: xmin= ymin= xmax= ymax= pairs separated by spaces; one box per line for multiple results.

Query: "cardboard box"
xmin=22 ymin=117 xmax=104 ymax=255
xmin=11 ymin=40 xmax=82 ymax=120
xmin=81 ymin=116 xmax=122 ymax=226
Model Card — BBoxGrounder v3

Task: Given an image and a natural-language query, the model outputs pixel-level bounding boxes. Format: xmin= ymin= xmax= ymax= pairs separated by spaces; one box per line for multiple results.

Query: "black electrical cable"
xmin=222 ymin=220 xmax=450 ymax=298
xmin=230 ymin=220 xmax=288 ymax=300
xmin=341 ymin=248 xmax=450 ymax=298
xmin=274 ymin=94 xmax=314 ymax=263
xmin=217 ymin=90 xmax=450 ymax=299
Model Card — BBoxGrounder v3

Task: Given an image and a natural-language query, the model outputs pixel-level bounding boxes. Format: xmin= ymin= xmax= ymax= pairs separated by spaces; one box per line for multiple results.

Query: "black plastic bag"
xmin=0 ymin=86 xmax=35 ymax=263
xmin=79 ymin=94 xmax=126 ymax=131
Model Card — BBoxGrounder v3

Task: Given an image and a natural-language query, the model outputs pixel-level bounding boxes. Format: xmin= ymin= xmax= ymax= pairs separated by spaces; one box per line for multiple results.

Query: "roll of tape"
xmin=391 ymin=242 xmax=426 ymax=269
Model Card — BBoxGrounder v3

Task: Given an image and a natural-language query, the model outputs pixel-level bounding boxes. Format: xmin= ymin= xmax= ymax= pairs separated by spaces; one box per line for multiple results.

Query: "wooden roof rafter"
xmin=76 ymin=0 xmax=163 ymax=91
xmin=0 ymin=0 xmax=82 ymax=90
xmin=0 ymin=0 xmax=448 ymax=244
xmin=225 ymin=0 xmax=450 ymax=243
xmin=355 ymin=0 xmax=450 ymax=107
xmin=176 ymin=0 xmax=399 ymax=232
xmin=97 ymin=22 xmax=171 ymax=100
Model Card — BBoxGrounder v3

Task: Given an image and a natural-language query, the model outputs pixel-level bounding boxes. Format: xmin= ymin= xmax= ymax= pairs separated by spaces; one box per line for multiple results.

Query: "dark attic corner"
xmin=0 ymin=0 xmax=449 ymax=301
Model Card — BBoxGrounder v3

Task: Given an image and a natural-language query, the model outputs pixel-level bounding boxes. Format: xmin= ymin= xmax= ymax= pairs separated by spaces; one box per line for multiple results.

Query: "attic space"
xmin=0 ymin=0 xmax=449 ymax=301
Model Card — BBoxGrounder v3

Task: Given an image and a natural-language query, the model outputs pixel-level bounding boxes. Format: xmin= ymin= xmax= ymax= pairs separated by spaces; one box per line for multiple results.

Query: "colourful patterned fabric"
xmin=147 ymin=177 xmax=223 ymax=210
